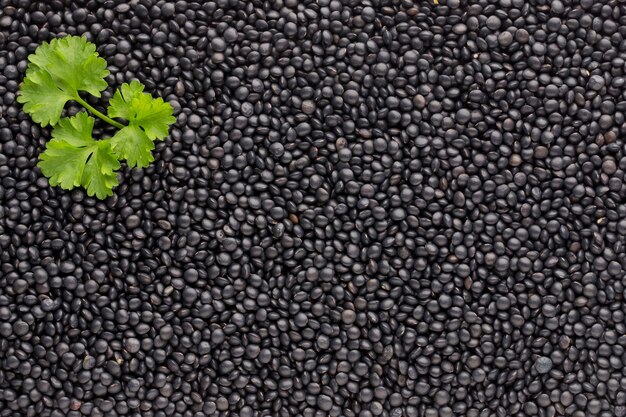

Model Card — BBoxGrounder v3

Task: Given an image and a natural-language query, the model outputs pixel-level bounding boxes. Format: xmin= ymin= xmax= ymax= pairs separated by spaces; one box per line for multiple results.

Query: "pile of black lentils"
xmin=2 ymin=0 xmax=626 ymax=416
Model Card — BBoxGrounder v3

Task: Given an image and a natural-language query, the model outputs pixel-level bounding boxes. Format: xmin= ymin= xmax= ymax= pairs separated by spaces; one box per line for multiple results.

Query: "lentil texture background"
xmin=1 ymin=0 xmax=626 ymax=416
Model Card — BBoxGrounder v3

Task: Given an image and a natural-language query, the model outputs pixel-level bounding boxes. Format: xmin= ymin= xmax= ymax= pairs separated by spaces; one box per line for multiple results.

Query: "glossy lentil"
xmin=1 ymin=0 xmax=626 ymax=416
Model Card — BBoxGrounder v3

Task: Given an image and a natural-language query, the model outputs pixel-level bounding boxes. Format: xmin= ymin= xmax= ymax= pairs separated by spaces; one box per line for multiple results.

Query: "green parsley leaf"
xmin=37 ymin=113 xmax=120 ymax=199
xmin=18 ymin=35 xmax=109 ymax=126
xmin=28 ymin=35 xmax=109 ymax=97
xmin=130 ymin=93 xmax=176 ymax=140
xmin=108 ymin=80 xmax=176 ymax=140
xmin=106 ymin=80 xmax=175 ymax=168
xmin=17 ymin=70 xmax=73 ymax=126
xmin=107 ymin=80 xmax=145 ymax=121
xmin=50 ymin=108 xmax=95 ymax=147
xmin=38 ymin=138 xmax=91 ymax=190
xmin=81 ymin=141 xmax=121 ymax=199
xmin=110 ymin=125 xmax=155 ymax=169
xmin=20 ymin=36 xmax=176 ymax=199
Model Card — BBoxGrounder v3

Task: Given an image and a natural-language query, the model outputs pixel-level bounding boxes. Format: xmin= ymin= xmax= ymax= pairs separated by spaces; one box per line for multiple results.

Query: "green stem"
xmin=74 ymin=96 xmax=125 ymax=129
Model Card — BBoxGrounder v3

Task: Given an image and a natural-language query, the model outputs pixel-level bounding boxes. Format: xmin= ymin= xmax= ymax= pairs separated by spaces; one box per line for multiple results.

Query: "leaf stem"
xmin=74 ymin=96 xmax=125 ymax=129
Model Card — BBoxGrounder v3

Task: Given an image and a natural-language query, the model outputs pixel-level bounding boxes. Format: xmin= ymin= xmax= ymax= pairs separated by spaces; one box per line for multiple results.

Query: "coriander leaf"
xmin=17 ymin=69 xmax=73 ymax=127
xmin=130 ymin=93 xmax=177 ymax=140
xmin=19 ymin=35 xmax=109 ymax=126
xmin=38 ymin=137 xmax=91 ymax=190
xmin=107 ymin=80 xmax=145 ymax=121
xmin=50 ymin=111 xmax=95 ymax=147
xmin=37 ymin=113 xmax=120 ymax=199
xmin=81 ymin=141 xmax=120 ymax=199
xmin=110 ymin=125 xmax=155 ymax=169
xmin=108 ymin=80 xmax=176 ymax=140
xmin=28 ymin=35 xmax=109 ymax=97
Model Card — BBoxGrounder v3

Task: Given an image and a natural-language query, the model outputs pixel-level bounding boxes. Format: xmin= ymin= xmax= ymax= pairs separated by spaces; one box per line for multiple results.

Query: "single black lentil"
xmin=1 ymin=0 xmax=626 ymax=416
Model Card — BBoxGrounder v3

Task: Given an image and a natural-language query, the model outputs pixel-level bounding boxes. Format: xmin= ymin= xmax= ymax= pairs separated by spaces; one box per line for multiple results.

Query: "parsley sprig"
xmin=17 ymin=35 xmax=175 ymax=199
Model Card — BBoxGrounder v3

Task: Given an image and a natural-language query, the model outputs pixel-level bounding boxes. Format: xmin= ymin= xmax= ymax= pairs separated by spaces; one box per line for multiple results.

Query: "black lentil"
xmin=1 ymin=0 xmax=626 ymax=416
